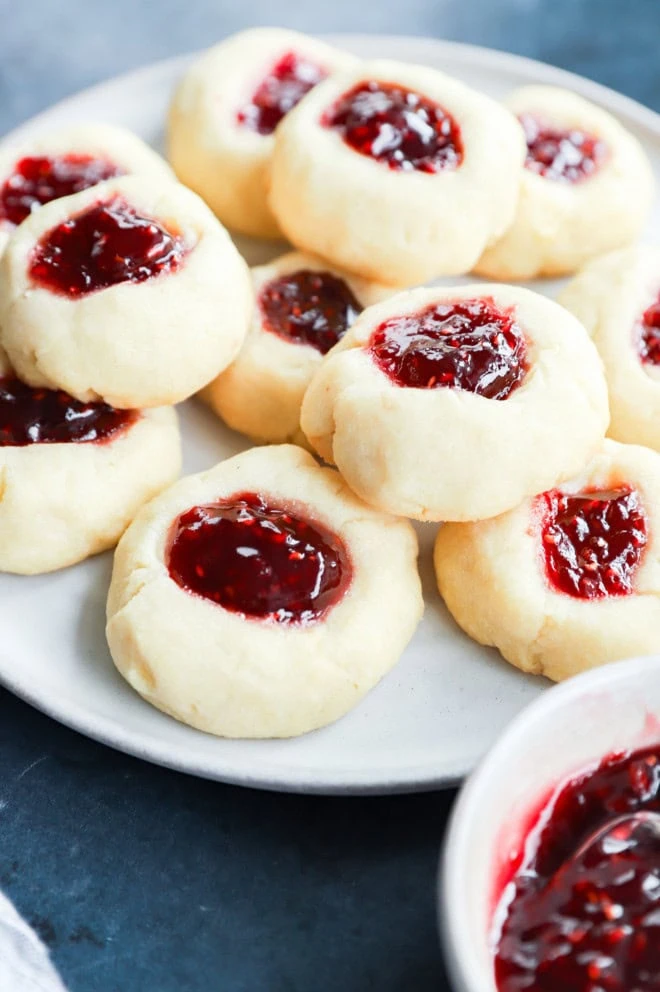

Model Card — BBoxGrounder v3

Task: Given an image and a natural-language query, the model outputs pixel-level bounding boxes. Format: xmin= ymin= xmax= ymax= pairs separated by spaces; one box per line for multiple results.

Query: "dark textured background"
xmin=2 ymin=2 xmax=659 ymax=990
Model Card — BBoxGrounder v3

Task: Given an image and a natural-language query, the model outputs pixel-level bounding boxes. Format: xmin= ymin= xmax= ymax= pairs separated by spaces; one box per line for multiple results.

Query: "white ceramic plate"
xmin=2 ymin=36 xmax=659 ymax=794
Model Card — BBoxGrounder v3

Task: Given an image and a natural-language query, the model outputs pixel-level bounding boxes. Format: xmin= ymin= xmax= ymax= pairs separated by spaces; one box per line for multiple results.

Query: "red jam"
xmin=167 ymin=492 xmax=351 ymax=624
xmin=29 ymin=197 xmax=186 ymax=298
xmin=323 ymin=81 xmax=463 ymax=173
xmin=495 ymin=745 xmax=660 ymax=992
xmin=539 ymin=488 xmax=648 ymax=600
xmin=520 ymin=113 xmax=608 ymax=183
xmin=259 ymin=269 xmax=362 ymax=355
xmin=0 ymin=377 xmax=137 ymax=445
xmin=368 ymin=298 xmax=527 ymax=398
xmin=0 ymin=154 xmax=123 ymax=228
xmin=636 ymin=293 xmax=660 ymax=367
xmin=237 ymin=52 xmax=327 ymax=136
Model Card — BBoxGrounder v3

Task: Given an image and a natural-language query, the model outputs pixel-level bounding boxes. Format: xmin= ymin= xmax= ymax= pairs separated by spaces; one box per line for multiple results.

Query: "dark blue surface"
xmin=1 ymin=2 xmax=660 ymax=990
xmin=0 ymin=692 xmax=452 ymax=991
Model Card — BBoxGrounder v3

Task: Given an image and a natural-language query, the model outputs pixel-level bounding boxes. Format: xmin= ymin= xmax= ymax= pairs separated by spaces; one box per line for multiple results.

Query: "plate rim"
xmin=1 ymin=35 xmax=659 ymax=795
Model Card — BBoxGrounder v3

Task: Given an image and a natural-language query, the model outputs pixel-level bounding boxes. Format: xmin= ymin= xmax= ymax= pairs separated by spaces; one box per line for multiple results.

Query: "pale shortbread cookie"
xmin=202 ymin=251 xmax=394 ymax=444
xmin=269 ymin=59 xmax=526 ymax=286
xmin=0 ymin=175 xmax=252 ymax=409
xmin=0 ymin=123 xmax=173 ymax=256
xmin=106 ymin=444 xmax=423 ymax=738
xmin=168 ymin=28 xmax=357 ymax=238
xmin=0 ymin=125 xmax=173 ymax=371
xmin=301 ymin=284 xmax=609 ymax=522
xmin=475 ymin=86 xmax=655 ymax=280
xmin=0 ymin=405 xmax=180 ymax=575
xmin=559 ymin=246 xmax=660 ymax=451
xmin=434 ymin=440 xmax=660 ymax=682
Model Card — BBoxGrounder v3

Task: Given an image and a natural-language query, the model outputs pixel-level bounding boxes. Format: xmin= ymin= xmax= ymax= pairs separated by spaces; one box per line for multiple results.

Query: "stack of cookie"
xmin=1 ymin=27 xmax=659 ymax=739
xmin=0 ymin=124 xmax=253 ymax=572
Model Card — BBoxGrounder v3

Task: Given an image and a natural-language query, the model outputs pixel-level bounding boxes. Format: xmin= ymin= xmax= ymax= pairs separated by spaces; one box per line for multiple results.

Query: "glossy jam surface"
xmin=323 ymin=81 xmax=463 ymax=172
xmin=539 ymin=488 xmax=648 ymax=600
xmin=237 ymin=52 xmax=327 ymax=136
xmin=29 ymin=197 xmax=186 ymax=298
xmin=637 ymin=293 xmax=660 ymax=367
xmin=495 ymin=745 xmax=660 ymax=992
xmin=520 ymin=113 xmax=608 ymax=183
xmin=0 ymin=377 xmax=137 ymax=446
xmin=167 ymin=492 xmax=351 ymax=624
xmin=368 ymin=298 xmax=527 ymax=398
xmin=259 ymin=269 xmax=362 ymax=355
xmin=0 ymin=154 xmax=123 ymax=227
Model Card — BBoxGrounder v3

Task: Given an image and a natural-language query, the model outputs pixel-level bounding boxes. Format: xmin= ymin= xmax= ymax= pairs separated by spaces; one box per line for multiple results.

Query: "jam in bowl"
xmin=440 ymin=656 xmax=660 ymax=992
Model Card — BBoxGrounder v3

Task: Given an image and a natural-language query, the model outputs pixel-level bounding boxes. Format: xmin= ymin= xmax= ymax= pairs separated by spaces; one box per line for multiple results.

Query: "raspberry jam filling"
xmin=519 ymin=113 xmax=608 ymax=183
xmin=636 ymin=293 xmax=660 ymax=367
xmin=495 ymin=745 xmax=660 ymax=992
xmin=0 ymin=377 xmax=137 ymax=445
xmin=539 ymin=488 xmax=647 ymax=599
xmin=323 ymin=81 xmax=463 ymax=172
xmin=259 ymin=269 xmax=362 ymax=355
xmin=29 ymin=197 xmax=186 ymax=298
xmin=167 ymin=492 xmax=351 ymax=624
xmin=0 ymin=154 xmax=124 ymax=228
xmin=237 ymin=52 xmax=327 ymax=136
xmin=368 ymin=298 xmax=527 ymax=398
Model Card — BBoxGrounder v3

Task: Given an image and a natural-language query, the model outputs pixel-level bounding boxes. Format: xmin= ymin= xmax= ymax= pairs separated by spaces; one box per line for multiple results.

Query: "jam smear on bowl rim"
xmin=538 ymin=487 xmax=648 ymax=600
xmin=259 ymin=268 xmax=363 ymax=355
xmin=29 ymin=196 xmax=187 ymax=298
xmin=323 ymin=80 xmax=464 ymax=173
xmin=167 ymin=492 xmax=352 ymax=624
xmin=368 ymin=297 xmax=528 ymax=399
xmin=237 ymin=52 xmax=327 ymax=136
xmin=494 ymin=744 xmax=660 ymax=992
xmin=519 ymin=113 xmax=608 ymax=183
xmin=0 ymin=377 xmax=138 ymax=446
xmin=0 ymin=154 xmax=124 ymax=228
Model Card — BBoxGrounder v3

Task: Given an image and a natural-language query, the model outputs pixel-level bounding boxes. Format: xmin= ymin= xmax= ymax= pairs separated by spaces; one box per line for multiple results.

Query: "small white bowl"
xmin=438 ymin=654 xmax=660 ymax=992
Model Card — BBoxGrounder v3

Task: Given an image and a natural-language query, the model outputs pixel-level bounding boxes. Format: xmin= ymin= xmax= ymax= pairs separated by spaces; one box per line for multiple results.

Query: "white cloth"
xmin=0 ymin=891 xmax=67 ymax=991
